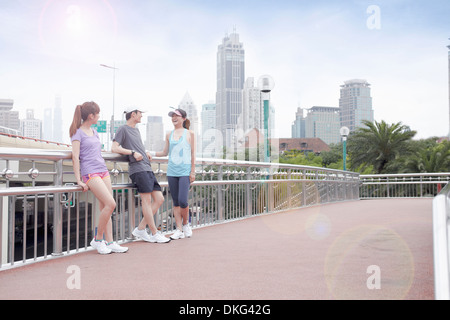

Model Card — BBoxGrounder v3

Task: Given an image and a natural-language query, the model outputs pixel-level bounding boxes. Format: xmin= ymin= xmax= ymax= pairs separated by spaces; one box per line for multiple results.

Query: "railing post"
xmin=287 ymin=169 xmax=292 ymax=209
xmin=0 ymin=187 xmax=6 ymax=266
xmin=302 ymin=169 xmax=306 ymax=207
xmin=217 ymin=165 xmax=223 ymax=221
xmin=246 ymin=167 xmax=252 ymax=217
xmin=386 ymin=177 xmax=390 ymax=198
xmin=268 ymin=166 xmax=273 ymax=213
xmin=127 ymin=188 xmax=135 ymax=239
xmin=52 ymin=160 xmax=64 ymax=256
xmin=420 ymin=175 xmax=423 ymax=197
xmin=7 ymin=196 xmax=15 ymax=265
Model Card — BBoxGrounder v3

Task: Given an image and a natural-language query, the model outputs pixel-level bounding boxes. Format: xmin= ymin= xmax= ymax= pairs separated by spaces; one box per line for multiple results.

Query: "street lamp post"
xmin=100 ymin=63 xmax=118 ymax=142
xmin=258 ymin=75 xmax=275 ymax=164
xmin=340 ymin=126 xmax=350 ymax=171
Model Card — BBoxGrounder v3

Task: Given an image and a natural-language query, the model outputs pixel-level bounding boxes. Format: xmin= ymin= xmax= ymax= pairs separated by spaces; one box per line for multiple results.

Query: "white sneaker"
xmin=107 ymin=242 xmax=129 ymax=253
xmin=170 ymin=229 xmax=185 ymax=240
xmin=90 ymin=238 xmax=112 ymax=255
xmin=132 ymin=227 xmax=153 ymax=242
xmin=183 ymin=224 xmax=193 ymax=238
xmin=149 ymin=231 xmax=171 ymax=243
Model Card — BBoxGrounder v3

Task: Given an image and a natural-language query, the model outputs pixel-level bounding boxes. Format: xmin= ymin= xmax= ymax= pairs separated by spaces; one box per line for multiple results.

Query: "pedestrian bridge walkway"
xmin=0 ymin=198 xmax=434 ymax=300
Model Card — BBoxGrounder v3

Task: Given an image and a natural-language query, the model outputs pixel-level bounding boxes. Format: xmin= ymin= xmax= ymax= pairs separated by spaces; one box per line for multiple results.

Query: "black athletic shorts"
xmin=130 ymin=171 xmax=162 ymax=193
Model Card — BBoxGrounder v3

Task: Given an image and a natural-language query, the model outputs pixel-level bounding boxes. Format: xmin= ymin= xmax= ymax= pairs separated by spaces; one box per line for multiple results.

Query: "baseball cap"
xmin=124 ymin=106 xmax=147 ymax=114
xmin=168 ymin=108 xmax=187 ymax=118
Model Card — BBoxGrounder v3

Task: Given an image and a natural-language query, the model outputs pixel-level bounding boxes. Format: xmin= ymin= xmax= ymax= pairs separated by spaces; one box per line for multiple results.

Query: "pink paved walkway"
xmin=0 ymin=199 xmax=434 ymax=300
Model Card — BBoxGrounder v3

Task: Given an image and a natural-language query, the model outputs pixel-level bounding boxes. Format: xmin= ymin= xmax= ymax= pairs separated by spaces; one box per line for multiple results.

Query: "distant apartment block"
xmin=201 ymin=101 xmax=216 ymax=156
xmin=0 ymin=99 xmax=19 ymax=131
xmin=305 ymin=106 xmax=341 ymax=145
xmin=291 ymin=106 xmax=340 ymax=145
xmin=145 ymin=116 xmax=164 ymax=152
xmin=240 ymin=77 xmax=262 ymax=133
xmin=20 ymin=109 xmax=42 ymax=139
xmin=339 ymin=79 xmax=374 ymax=132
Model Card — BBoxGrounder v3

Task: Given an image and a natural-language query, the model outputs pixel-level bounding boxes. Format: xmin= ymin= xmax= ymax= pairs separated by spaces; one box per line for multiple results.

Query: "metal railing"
xmin=360 ymin=173 xmax=450 ymax=198
xmin=361 ymin=172 xmax=450 ymax=299
xmin=0 ymin=147 xmax=359 ymax=269
xmin=432 ymin=182 xmax=450 ymax=299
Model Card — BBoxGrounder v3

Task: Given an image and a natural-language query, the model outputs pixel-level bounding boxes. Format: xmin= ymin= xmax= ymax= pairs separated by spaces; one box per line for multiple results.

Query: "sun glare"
xmin=66 ymin=5 xmax=83 ymax=33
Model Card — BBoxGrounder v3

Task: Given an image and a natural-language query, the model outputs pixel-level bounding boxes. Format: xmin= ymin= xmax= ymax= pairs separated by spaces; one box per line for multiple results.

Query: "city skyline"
xmin=0 ymin=0 xmax=448 ymax=145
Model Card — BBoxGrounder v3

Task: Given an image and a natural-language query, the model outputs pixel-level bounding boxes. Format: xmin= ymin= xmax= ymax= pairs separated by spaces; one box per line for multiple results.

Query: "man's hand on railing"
xmin=133 ymin=151 xmax=144 ymax=161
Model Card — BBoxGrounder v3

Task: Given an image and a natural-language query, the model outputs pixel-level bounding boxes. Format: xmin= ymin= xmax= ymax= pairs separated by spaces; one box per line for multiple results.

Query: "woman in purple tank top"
xmin=69 ymin=102 xmax=128 ymax=254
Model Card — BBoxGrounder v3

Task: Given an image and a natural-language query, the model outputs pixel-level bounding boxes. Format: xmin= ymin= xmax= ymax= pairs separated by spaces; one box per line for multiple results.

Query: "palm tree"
xmin=347 ymin=120 xmax=416 ymax=174
xmin=402 ymin=140 xmax=450 ymax=173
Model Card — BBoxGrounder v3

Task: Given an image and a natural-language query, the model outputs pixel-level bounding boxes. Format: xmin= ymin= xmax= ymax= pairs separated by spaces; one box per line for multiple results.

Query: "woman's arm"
xmin=154 ymin=132 xmax=170 ymax=157
xmin=189 ymin=130 xmax=196 ymax=183
xmin=71 ymin=140 xmax=88 ymax=192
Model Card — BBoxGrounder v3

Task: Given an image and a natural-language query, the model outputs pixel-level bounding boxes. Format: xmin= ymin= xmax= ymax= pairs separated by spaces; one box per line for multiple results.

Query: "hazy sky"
xmin=1 ymin=0 xmax=449 ymax=144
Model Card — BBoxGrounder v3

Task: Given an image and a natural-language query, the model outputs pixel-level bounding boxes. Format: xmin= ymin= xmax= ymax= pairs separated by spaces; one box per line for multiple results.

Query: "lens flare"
xmin=38 ymin=0 xmax=118 ymax=54
xmin=66 ymin=5 xmax=83 ymax=33
xmin=305 ymin=213 xmax=331 ymax=240
xmin=324 ymin=224 xmax=414 ymax=300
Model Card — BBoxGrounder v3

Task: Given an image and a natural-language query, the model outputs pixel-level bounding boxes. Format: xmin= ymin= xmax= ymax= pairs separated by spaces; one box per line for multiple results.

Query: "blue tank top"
xmin=167 ymin=129 xmax=192 ymax=177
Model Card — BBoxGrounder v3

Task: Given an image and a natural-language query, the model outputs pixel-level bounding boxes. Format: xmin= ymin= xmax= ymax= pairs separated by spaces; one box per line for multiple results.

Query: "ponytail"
xmin=69 ymin=102 xmax=101 ymax=137
xmin=183 ymin=118 xmax=191 ymax=130
xmin=69 ymin=105 xmax=83 ymax=137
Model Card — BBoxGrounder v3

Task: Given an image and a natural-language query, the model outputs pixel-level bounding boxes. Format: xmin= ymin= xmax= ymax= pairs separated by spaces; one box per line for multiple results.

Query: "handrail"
xmin=0 ymin=146 xmax=360 ymax=269
xmin=360 ymin=173 xmax=449 ymax=199
xmin=432 ymin=183 xmax=450 ymax=299
xmin=0 ymin=147 xmax=354 ymax=175
xmin=362 ymin=173 xmax=450 ymax=179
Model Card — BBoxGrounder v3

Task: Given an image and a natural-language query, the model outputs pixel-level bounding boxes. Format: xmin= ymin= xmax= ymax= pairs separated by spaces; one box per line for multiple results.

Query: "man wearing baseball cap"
xmin=111 ymin=107 xmax=170 ymax=243
xmin=124 ymin=106 xmax=147 ymax=114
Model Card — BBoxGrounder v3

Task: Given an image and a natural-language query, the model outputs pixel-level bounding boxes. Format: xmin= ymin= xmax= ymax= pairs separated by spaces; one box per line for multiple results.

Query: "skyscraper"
xmin=304 ymin=106 xmax=341 ymax=145
xmin=291 ymin=107 xmax=305 ymax=138
xmin=339 ymin=79 xmax=374 ymax=132
xmin=201 ymin=101 xmax=216 ymax=156
xmin=0 ymin=99 xmax=19 ymax=131
xmin=178 ymin=92 xmax=199 ymax=151
xmin=21 ymin=109 xmax=42 ymax=139
xmin=240 ymin=77 xmax=262 ymax=134
xmin=145 ymin=116 xmax=164 ymax=152
xmin=215 ymin=32 xmax=245 ymax=149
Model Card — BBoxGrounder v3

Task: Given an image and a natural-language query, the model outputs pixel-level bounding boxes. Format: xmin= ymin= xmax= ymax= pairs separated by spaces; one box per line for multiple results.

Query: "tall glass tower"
xmin=291 ymin=107 xmax=305 ymax=138
xmin=339 ymin=79 xmax=374 ymax=132
xmin=215 ymin=32 xmax=245 ymax=149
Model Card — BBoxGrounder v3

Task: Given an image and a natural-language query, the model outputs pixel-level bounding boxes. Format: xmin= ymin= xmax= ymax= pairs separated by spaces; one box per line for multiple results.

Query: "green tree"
xmin=347 ymin=120 xmax=416 ymax=174
xmin=279 ymin=149 xmax=323 ymax=167
xmin=402 ymin=139 xmax=450 ymax=173
xmin=321 ymin=143 xmax=343 ymax=168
